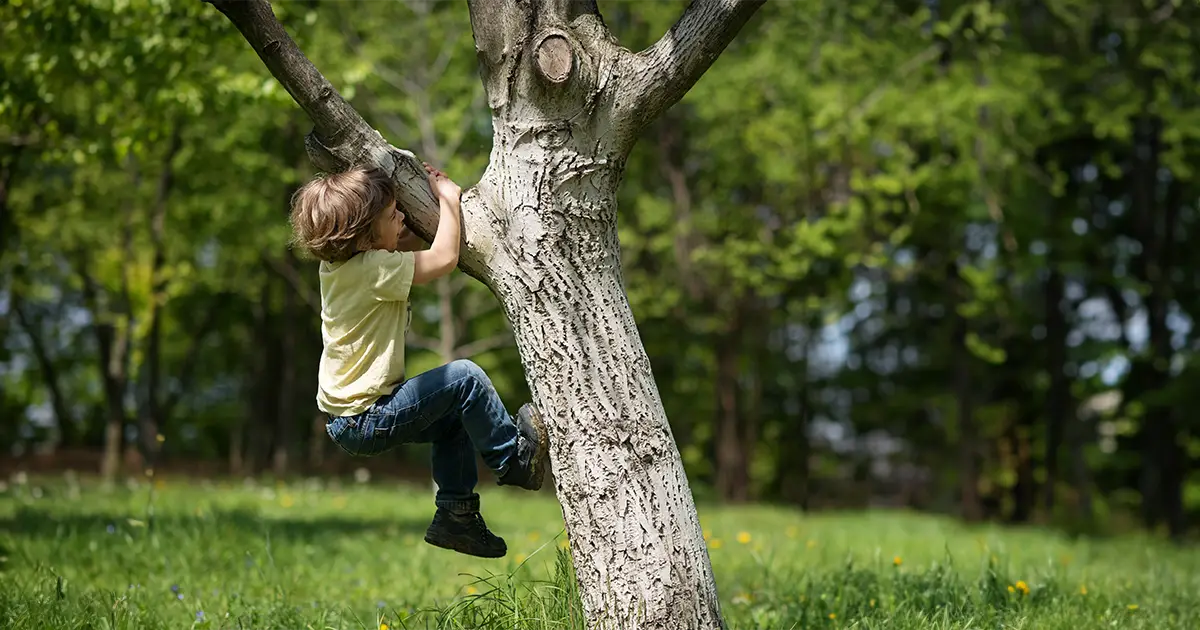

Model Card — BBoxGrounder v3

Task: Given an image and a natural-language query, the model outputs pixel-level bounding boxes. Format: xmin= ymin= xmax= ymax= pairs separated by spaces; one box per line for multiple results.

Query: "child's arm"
xmin=412 ymin=163 xmax=462 ymax=285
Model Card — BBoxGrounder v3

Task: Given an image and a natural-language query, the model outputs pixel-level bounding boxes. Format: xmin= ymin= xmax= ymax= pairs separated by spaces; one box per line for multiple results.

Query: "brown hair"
xmin=289 ymin=166 xmax=396 ymax=262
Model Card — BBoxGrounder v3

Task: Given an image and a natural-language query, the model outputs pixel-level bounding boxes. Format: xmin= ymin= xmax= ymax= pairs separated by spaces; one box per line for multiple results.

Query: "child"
xmin=289 ymin=162 xmax=549 ymax=559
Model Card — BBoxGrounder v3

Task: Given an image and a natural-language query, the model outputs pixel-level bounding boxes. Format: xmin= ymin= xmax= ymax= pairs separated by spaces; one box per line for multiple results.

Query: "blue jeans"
xmin=325 ymin=359 xmax=519 ymax=513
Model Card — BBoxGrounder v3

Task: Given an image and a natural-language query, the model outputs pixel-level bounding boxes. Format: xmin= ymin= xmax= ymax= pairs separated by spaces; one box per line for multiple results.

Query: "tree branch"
xmin=265 ymin=254 xmax=321 ymax=315
xmin=405 ymin=332 xmax=441 ymax=352
xmin=161 ymin=293 xmax=229 ymax=421
xmin=205 ymin=0 xmax=494 ymax=282
xmin=455 ymin=331 xmax=514 ymax=359
xmin=613 ymin=0 xmax=765 ymax=130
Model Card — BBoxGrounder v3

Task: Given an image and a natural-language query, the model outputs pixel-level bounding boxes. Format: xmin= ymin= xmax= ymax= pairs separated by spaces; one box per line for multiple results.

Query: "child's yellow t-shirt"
xmin=316 ymin=249 xmax=415 ymax=417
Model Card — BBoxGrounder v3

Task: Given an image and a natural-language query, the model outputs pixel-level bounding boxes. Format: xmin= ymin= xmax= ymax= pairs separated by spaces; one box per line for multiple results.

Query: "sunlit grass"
xmin=0 ymin=473 xmax=1196 ymax=628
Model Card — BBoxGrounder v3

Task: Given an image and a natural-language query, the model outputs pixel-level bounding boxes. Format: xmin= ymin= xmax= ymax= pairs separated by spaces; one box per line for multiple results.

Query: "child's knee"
xmin=450 ymin=359 xmax=493 ymax=389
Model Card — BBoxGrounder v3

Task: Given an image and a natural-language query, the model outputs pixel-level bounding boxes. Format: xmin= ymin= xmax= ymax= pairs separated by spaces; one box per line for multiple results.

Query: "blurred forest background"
xmin=1 ymin=0 xmax=1197 ymax=541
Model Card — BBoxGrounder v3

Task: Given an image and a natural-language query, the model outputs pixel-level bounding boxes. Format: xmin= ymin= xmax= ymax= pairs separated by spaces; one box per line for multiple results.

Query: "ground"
xmin=1 ymin=473 xmax=1196 ymax=629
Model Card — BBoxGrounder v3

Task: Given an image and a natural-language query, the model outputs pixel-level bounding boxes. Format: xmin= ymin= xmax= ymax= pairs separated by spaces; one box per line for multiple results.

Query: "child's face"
xmin=371 ymin=200 xmax=409 ymax=252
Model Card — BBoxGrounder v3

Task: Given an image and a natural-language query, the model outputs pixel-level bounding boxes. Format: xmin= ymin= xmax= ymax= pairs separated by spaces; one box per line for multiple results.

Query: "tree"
xmin=204 ymin=0 xmax=764 ymax=627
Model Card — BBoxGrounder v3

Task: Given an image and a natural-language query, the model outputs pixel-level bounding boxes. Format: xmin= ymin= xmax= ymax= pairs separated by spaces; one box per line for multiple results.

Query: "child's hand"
xmin=424 ymin=162 xmax=461 ymax=202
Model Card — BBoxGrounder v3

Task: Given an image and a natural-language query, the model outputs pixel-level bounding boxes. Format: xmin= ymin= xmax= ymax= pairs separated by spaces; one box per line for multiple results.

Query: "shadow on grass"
xmin=0 ymin=505 xmax=431 ymax=542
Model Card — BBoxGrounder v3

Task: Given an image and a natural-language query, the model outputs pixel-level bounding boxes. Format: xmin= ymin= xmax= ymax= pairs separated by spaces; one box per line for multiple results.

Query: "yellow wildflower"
xmin=466 ymin=586 xmax=478 ymax=595
xmin=828 ymin=613 xmax=836 ymax=620
xmin=710 ymin=538 xmax=723 ymax=549
xmin=1079 ymin=585 xmax=1088 ymax=596
xmin=869 ymin=599 xmax=876 ymax=608
xmin=893 ymin=556 xmax=902 ymax=567
xmin=515 ymin=553 xmax=527 ymax=564
xmin=1127 ymin=604 xmax=1139 ymax=611
xmin=1015 ymin=580 xmax=1029 ymax=595
xmin=280 ymin=495 xmax=295 ymax=508
xmin=736 ymin=532 xmax=751 ymax=544
xmin=380 ymin=624 xmax=388 ymax=630
xmin=1007 ymin=586 xmax=1015 ymax=594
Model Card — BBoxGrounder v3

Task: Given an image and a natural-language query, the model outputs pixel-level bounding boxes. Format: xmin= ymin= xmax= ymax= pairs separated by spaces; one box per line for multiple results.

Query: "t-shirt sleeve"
xmin=367 ymin=250 xmax=416 ymax=302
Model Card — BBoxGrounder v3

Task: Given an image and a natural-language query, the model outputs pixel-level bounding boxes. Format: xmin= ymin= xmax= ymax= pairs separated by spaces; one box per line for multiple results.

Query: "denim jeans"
xmin=325 ymin=359 xmax=519 ymax=513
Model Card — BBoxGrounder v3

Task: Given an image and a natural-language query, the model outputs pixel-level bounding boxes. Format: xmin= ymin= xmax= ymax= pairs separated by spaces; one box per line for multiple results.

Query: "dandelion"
xmin=828 ymin=613 xmax=836 ymax=620
xmin=869 ymin=599 xmax=876 ymax=608
xmin=736 ymin=532 xmax=751 ymax=545
xmin=1127 ymin=604 xmax=1139 ymax=612
xmin=893 ymin=556 xmax=902 ymax=567
xmin=380 ymin=624 xmax=389 ymax=630
xmin=466 ymin=586 xmax=478 ymax=595
xmin=709 ymin=539 xmax=723 ymax=549
xmin=1079 ymin=585 xmax=1088 ymax=596
xmin=1015 ymin=580 xmax=1029 ymax=595
xmin=515 ymin=553 xmax=527 ymax=564
xmin=1007 ymin=586 xmax=1015 ymax=594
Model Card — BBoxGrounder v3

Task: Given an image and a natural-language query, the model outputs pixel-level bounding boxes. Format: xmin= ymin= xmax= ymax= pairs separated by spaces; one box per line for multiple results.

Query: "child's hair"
xmin=289 ymin=165 xmax=396 ymax=262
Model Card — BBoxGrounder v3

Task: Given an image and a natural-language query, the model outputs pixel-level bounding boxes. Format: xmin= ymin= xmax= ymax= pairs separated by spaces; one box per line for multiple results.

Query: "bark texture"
xmin=208 ymin=0 xmax=765 ymax=627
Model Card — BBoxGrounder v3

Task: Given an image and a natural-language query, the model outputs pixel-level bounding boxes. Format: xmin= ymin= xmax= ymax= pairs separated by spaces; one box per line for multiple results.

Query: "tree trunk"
xmin=951 ymin=264 xmax=982 ymax=522
xmin=273 ymin=266 xmax=296 ymax=477
xmin=714 ymin=315 xmax=747 ymax=502
xmin=437 ymin=275 xmax=457 ymax=365
xmin=11 ymin=297 xmax=71 ymax=451
xmin=1130 ymin=114 xmax=1184 ymax=537
xmin=207 ymin=0 xmax=765 ymax=626
xmin=1043 ymin=264 xmax=1067 ymax=513
xmin=139 ymin=128 xmax=183 ymax=467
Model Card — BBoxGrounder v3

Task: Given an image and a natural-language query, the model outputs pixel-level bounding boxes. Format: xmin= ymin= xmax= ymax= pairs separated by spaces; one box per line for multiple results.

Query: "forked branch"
xmin=205 ymin=0 xmax=491 ymax=281
xmin=614 ymin=0 xmax=765 ymax=130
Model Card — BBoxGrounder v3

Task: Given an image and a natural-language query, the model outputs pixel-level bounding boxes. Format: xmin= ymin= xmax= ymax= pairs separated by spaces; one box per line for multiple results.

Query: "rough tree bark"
xmin=139 ymin=127 xmax=183 ymax=467
xmin=205 ymin=0 xmax=764 ymax=627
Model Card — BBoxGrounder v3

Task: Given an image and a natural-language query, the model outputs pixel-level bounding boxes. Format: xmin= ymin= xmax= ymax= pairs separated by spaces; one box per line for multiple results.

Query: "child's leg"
xmin=382 ymin=358 xmax=547 ymax=558
xmin=406 ymin=359 xmax=547 ymax=501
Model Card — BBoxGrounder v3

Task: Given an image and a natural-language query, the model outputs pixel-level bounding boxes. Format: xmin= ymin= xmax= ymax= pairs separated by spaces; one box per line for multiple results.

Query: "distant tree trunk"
xmin=713 ymin=312 xmax=746 ymax=502
xmin=1130 ymin=114 xmax=1184 ymax=538
xmin=309 ymin=413 xmax=326 ymax=470
xmin=139 ymin=128 xmax=182 ymax=468
xmin=78 ymin=234 xmax=133 ymax=481
xmin=273 ymin=265 xmax=297 ymax=477
xmin=11 ymin=296 xmax=71 ymax=451
xmin=246 ymin=276 xmax=274 ymax=474
xmin=1043 ymin=264 xmax=1068 ymax=513
xmin=951 ymin=263 xmax=982 ymax=521
xmin=1005 ymin=385 xmax=1036 ymax=523
xmin=437 ymin=276 xmax=457 ymax=364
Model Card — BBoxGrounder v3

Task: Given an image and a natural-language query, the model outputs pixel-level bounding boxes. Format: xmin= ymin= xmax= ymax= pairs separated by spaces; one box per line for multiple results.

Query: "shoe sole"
xmin=526 ymin=406 xmax=550 ymax=491
xmin=424 ymin=531 xmax=507 ymax=558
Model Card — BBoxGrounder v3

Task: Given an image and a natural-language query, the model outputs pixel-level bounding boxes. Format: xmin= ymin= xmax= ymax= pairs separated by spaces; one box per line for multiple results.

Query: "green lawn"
xmin=1 ymin=474 xmax=1196 ymax=629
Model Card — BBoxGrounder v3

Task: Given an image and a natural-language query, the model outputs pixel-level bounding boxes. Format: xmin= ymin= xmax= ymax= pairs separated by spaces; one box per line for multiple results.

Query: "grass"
xmin=1 ymin=473 xmax=1197 ymax=629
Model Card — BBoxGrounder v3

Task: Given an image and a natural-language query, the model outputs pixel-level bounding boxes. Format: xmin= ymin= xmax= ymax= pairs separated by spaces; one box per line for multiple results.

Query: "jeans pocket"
xmin=327 ymin=415 xmax=366 ymax=457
